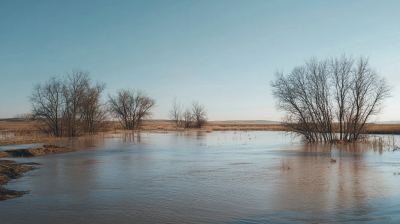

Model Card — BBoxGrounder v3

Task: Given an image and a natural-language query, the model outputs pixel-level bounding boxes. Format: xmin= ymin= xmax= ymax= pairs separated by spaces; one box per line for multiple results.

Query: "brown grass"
xmin=0 ymin=160 xmax=40 ymax=201
xmin=363 ymin=124 xmax=400 ymax=135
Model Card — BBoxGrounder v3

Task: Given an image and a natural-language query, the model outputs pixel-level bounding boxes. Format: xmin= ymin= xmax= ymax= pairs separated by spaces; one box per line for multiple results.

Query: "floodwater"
xmin=1 ymin=131 xmax=399 ymax=223
xmin=0 ymin=143 xmax=44 ymax=151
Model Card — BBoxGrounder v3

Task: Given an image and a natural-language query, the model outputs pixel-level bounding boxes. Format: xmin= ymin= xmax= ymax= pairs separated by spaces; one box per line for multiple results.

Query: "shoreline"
xmin=0 ymin=160 xmax=40 ymax=201
xmin=0 ymin=145 xmax=76 ymax=201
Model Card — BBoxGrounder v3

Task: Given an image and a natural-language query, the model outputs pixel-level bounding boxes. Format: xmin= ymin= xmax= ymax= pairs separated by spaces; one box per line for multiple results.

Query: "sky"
xmin=1 ymin=0 xmax=400 ymax=121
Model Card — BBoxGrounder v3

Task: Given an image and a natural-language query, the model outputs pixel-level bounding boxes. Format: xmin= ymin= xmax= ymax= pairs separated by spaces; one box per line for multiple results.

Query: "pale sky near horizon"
xmin=1 ymin=0 xmax=400 ymax=121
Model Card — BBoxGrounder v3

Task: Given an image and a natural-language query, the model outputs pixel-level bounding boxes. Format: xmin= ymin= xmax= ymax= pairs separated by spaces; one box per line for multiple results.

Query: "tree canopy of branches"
xmin=191 ymin=101 xmax=207 ymax=128
xmin=30 ymin=76 xmax=65 ymax=137
xmin=30 ymin=69 xmax=108 ymax=137
xmin=271 ymin=55 xmax=392 ymax=143
xmin=168 ymin=97 xmax=207 ymax=129
xmin=108 ymin=89 xmax=156 ymax=130
xmin=62 ymin=70 xmax=90 ymax=136
xmin=80 ymin=82 xmax=109 ymax=133
xmin=168 ymin=96 xmax=184 ymax=127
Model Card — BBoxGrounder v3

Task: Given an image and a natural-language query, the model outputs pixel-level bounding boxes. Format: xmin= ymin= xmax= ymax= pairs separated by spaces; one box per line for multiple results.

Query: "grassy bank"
xmin=0 ymin=160 xmax=40 ymax=201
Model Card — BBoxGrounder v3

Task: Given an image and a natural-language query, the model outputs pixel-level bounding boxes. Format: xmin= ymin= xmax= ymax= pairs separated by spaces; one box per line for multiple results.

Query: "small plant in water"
xmin=281 ymin=159 xmax=292 ymax=170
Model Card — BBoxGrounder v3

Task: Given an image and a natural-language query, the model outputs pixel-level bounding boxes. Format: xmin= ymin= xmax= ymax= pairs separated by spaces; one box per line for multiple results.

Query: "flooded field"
xmin=1 ymin=131 xmax=399 ymax=223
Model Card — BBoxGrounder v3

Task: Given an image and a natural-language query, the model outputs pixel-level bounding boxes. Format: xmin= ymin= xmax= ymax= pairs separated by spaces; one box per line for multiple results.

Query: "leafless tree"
xmin=168 ymin=96 xmax=184 ymax=127
xmin=30 ymin=70 xmax=109 ymax=137
xmin=108 ymin=89 xmax=156 ymax=130
xmin=271 ymin=55 xmax=391 ymax=143
xmin=330 ymin=55 xmax=353 ymax=141
xmin=182 ymin=108 xmax=194 ymax=128
xmin=62 ymin=69 xmax=90 ymax=136
xmin=344 ymin=57 xmax=392 ymax=141
xmin=191 ymin=101 xmax=207 ymax=128
xmin=80 ymin=82 xmax=109 ymax=133
xmin=30 ymin=76 xmax=65 ymax=137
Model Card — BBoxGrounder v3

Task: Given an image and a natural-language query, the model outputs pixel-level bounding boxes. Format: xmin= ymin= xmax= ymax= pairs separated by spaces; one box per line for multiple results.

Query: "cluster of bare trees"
xmin=169 ymin=97 xmax=207 ymax=128
xmin=108 ymin=89 xmax=156 ymax=130
xmin=271 ymin=55 xmax=392 ymax=143
xmin=30 ymin=70 xmax=159 ymax=135
xmin=30 ymin=69 xmax=109 ymax=137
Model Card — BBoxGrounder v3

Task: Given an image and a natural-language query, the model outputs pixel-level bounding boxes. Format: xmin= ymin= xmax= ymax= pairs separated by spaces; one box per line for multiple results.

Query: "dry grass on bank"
xmin=0 ymin=160 xmax=39 ymax=201
xmin=363 ymin=124 xmax=400 ymax=135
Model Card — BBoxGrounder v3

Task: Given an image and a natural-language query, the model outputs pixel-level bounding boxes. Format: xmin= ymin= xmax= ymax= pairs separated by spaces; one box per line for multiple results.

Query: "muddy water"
xmin=1 ymin=131 xmax=399 ymax=223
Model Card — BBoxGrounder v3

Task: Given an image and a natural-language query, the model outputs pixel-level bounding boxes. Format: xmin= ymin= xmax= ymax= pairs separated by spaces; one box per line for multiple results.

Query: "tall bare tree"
xmin=80 ymin=82 xmax=109 ymax=133
xmin=344 ymin=57 xmax=392 ymax=141
xmin=62 ymin=69 xmax=90 ymax=136
xmin=30 ymin=76 xmax=65 ymax=137
xmin=271 ymin=55 xmax=391 ymax=143
xmin=191 ymin=101 xmax=207 ymax=128
xmin=30 ymin=70 xmax=109 ymax=137
xmin=330 ymin=55 xmax=353 ymax=140
xmin=168 ymin=96 xmax=184 ymax=127
xmin=182 ymin=108 xmax=194 ymax=128
xmin=108 ymin=89 xmax=156 ymax=130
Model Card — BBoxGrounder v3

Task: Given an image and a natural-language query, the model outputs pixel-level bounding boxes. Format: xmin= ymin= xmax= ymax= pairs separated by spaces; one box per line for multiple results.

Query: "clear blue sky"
xmin=1 ymin=0 xmax=400 ymax=121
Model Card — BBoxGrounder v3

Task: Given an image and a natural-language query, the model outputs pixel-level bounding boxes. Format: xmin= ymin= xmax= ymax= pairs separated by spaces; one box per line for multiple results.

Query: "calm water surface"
xmin=1 ymin=131 xmax=399 ymax=223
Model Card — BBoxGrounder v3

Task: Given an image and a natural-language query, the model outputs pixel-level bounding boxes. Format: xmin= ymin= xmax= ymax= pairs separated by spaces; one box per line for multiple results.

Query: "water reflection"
xmin=174 ymin=130 xmax=209 ymax=140
xmin=121 ymin=132 xmax=141 ymax=142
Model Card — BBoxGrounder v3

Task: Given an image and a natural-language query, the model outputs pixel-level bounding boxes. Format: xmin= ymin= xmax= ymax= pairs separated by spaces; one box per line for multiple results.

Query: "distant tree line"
xmin=30 ymin=70 xmax=208 ymax=137
xmin=13 ymin=113 xmax=32 ymax=119
xmin=271 ymin=55 xmax=392 ymax=143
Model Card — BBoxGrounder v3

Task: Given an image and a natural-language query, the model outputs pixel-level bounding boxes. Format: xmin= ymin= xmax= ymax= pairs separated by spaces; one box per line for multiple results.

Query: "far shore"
xmin=1 ymin=118 xmax=400 ymax=147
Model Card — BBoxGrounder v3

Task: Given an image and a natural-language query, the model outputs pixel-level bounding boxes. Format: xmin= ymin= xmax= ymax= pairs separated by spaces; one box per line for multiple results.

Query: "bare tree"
xmin=108 ymin=89 xmax=156 ymax=130
xmin=330 ymin=55 xmax=353 ymax=141
xmin=344 ymin=57 xmax=392 ymax=141
xmin=168 ymin=96 xmax=184 ymax=127
xmin=30 ymin=76 xmax=65 ymax=137
xmin=272 ymin=58 xmax=334 ymax=142
xmin=191 ymin=101 xmax=207 ymax=128
xmin=271 ymin=55 xmax=391 ymax=143
xmin=182 ymin=108 xmax=194 ymax=128
xmin=30 ymin=70 xmax=109 ymax=137
xmin=80 ymin=82 xmax=109 ymax=133
xmin=62 ymin=69 xmax=90 ymax=136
